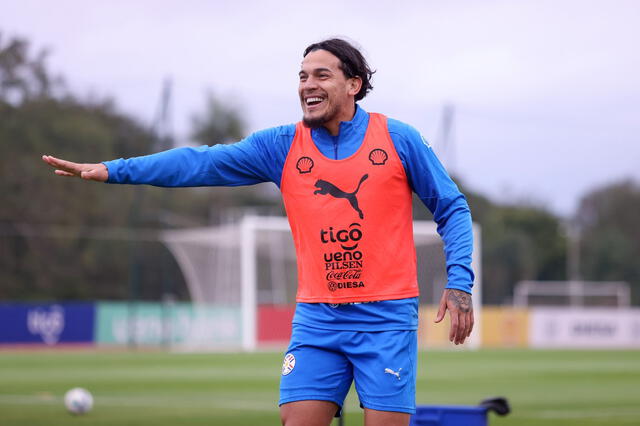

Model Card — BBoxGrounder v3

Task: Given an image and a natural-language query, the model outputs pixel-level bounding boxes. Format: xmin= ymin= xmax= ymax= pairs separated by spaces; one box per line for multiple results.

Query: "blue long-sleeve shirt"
xmin=105 ymin=105 xmax=474 ymax=331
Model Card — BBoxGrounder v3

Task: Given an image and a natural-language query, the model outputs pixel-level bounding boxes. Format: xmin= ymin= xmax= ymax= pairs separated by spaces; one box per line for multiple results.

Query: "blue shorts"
xmin=279 ymin=324 xmax=417 ymax=415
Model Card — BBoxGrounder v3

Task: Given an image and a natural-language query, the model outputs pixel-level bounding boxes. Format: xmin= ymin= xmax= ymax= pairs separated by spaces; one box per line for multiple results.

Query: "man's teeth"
xmin=306 ymin=97 xmax=323 ymax=105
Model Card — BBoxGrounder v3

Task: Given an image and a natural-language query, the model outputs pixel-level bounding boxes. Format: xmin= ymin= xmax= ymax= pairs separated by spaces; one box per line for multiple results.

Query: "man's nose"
xmin=301 ymin=76 xmax=319 ymax=90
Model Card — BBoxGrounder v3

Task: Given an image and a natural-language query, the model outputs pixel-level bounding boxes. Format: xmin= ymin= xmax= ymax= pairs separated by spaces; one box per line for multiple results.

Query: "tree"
xmin=0 ymin=32 xmax=283 ymax=302
xmin=0 ymin=33 xmax=196 ymax=301
xmin=455 ymin=178 xmax=568 ymax=304
xmin=188 ymin=90 xmax=282 ymax=216
xmin=190 ymin=91 xmax=246 ymax=145
xmin=0 ymin=33 xmax=63 ymax=104
xmin=480 ymin=204 xmax=567 ymax=304
xmin=576 ymin=179 xmax=640 ymax=304
xmin=413 ymin=175 xmax=568 ymax=304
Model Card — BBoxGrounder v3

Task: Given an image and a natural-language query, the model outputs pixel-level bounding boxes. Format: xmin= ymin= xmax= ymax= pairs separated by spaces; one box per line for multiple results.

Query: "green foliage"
xmin=0 ymin=32 xmax=284 ymax=302
xmin=0 ymin=99 xmax=192 ymax=301
xmin=0 ymin=33 xmax=62 ymax=103
xmin=431 ymin=179 xmax=568 ymax=305
xmin=577 ymin=179 xmax=640 ymax=304
xmin=413 ymin=174 xmax=569 ymax=304
xmin=190 ymin=91 xmax=246 ymax=145
xmin=480 ymin=205 xmax=567 ymax=304
xmin=0 ymin=34 xmax=216 ymax=301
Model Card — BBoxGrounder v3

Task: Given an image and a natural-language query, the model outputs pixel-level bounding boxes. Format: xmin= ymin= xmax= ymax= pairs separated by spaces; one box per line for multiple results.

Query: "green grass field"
xmin=1 ymin=349 xmax=639 ymax=425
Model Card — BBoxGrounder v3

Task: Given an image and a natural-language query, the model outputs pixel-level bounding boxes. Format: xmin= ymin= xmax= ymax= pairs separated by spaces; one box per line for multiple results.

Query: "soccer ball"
xmin=64 ymin=387 xmax=93 ymax=415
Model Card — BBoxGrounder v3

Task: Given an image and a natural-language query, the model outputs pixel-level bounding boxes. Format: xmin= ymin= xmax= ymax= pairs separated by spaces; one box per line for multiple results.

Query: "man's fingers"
xmin=467 ymin=311 xmax=474 ymax=337
xmin=434 ymin=295 xmax=447 ymax=323
xmin=435 ymin=290 xmax=475 ymax=344
xmin=42 ymin=155 xmax=61 ymax=167
xmin=43 ymin=155 xmax=107 ymax=182
xmin=42 ymin=155 xmax=61 ymax=170
xmin=55 ymin=159 xmax=80 ymax=174
xmin=456 ymin=312 xmax=466 ymax=345
xmin=449 ymin=311 xmax=458 ymax=342
xmin=457 ymin=311 xmax=474 ymax=343
xmin=44 ymin=155 xmax=79 ymax=174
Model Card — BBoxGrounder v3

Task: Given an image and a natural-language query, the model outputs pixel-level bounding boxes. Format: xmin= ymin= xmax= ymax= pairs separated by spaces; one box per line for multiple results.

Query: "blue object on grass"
xmin=410 ymin=397 xmax=510 ymax=426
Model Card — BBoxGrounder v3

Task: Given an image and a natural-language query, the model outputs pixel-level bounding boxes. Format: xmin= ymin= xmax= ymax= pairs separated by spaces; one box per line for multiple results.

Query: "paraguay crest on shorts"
xmin=281 ymin=353 xmax=296 ymax=375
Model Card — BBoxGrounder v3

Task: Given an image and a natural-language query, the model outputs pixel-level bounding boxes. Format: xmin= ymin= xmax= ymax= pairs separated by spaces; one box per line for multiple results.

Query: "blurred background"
xmin=1 ymin=1 xmax=639 ymax=424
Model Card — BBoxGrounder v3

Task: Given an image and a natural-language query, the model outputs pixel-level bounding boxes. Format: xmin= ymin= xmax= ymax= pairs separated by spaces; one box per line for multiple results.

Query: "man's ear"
xmin=348 ymin=77 xmax=362 ymax=96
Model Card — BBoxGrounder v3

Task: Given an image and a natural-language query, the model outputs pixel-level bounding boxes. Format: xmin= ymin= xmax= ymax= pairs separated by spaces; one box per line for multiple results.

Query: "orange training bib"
xmin=281 ymin=113 xmax=418 ymax=303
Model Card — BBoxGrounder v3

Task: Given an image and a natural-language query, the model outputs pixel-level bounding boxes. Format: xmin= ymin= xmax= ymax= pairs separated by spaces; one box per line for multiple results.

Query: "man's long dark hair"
xmin=303 ymin=38 xmax=375 ymax=102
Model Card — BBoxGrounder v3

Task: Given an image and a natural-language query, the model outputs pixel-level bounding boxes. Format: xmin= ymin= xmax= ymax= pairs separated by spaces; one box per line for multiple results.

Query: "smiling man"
xmin=43 ymin=38 xmax=474 ymax=426
xmin=299 ymin=48 xmax=362 ymax=133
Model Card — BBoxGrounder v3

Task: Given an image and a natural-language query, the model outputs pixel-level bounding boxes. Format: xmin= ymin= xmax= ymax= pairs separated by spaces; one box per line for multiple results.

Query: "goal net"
xmin=161 ymin=215 xmax=482 ymax=351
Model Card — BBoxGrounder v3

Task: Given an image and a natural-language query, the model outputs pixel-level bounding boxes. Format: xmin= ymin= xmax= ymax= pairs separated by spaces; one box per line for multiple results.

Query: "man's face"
xmin=298 ymin=49 xmax=360 ymax=129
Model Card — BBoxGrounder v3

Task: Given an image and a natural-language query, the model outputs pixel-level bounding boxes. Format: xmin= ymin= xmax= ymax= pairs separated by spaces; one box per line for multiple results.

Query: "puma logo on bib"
xmin=313 ymin=174 xmax=368 ymax=219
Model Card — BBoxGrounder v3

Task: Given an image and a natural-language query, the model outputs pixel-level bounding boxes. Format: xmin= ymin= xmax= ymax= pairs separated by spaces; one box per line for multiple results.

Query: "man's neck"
xmin=324 ymin=103 xmax=357 ymax=136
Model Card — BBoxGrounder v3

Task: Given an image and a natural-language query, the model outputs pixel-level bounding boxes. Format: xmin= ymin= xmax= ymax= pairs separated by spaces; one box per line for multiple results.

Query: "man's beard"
xmin=302 ymin=102 xmax=338 ymax=129
xmin=302 ymin=115 xmax=327 ymax=129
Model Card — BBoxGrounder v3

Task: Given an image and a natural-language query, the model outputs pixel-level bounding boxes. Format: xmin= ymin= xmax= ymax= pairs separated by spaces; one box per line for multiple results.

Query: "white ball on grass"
xmin=64 ymin=387 xmax=94 ymax=415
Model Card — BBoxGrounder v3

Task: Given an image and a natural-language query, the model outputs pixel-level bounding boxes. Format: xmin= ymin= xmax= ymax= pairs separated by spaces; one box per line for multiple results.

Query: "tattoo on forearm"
xmin=448 ymin=290 xmax=472 ymax=313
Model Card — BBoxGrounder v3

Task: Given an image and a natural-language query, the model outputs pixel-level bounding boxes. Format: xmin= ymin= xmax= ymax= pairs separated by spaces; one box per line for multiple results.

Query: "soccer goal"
xmin=161 ymin=215 xmax=482 ymax=351
xmin=513 ymin=280 xmax=631 ymax=308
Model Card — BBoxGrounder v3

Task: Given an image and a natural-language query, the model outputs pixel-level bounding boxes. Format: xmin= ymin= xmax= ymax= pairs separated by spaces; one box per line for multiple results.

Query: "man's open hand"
xmin=42 ymin=155 xmax=108 ymax=182
xmin=434 ymin=288 xmax=474 ymax=345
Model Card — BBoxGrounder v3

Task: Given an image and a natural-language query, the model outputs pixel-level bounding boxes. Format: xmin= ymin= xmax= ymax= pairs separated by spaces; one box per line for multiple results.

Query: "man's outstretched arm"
xmin=42 ymin=127 xmax=293 ymax=188
xmin=42 ymin=155 xmax=108 ymax=182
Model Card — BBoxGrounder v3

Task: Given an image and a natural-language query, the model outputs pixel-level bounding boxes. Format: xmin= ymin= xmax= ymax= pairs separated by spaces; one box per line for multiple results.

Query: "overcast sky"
xmin=3 ymin=0 xmax=639 ymax=216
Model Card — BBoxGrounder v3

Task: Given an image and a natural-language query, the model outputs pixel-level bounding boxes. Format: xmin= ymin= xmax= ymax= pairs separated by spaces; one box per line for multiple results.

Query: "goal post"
xmin=162 ymin=214 xmax=482 ymax=351
xmin=237 ymin=215 xmax=483 ymax=351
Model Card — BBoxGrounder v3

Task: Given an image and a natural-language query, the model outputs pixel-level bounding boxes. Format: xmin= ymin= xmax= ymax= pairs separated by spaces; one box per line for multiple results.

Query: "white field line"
xmin=0 ymin=394 xmax=277 ymax=412
xmin=525 ymin=407 xmax=640 ymax=420
xmin=0 ymin=367 xmax=280 ymax=381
